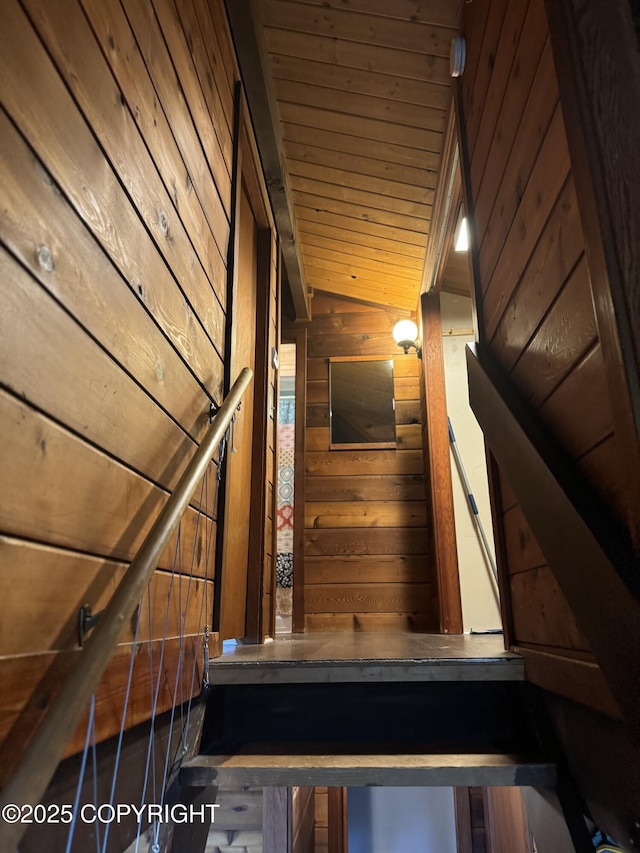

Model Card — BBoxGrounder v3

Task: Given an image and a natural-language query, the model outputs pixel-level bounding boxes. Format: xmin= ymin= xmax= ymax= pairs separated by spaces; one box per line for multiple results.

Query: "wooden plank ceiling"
xmin=254 ymin=0 xmax=463 ymax=312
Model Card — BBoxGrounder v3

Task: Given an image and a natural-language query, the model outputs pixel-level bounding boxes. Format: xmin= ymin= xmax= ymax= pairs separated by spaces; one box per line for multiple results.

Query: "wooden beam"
xmin=545 ymin=0 xmax=640 ymax=549
xmin=225 ymin=0 xmax=310 ymax=320
xmin=292 ymin=326 xmax=307 ymax=632
xmin=421 ymin=292 xmax=463 ymax=633
xmin=245 ymin=228 xmax=274 ymax=642
xmin=420 ymin=103 xmax=462 ymax=295
xmin=263 ymin=787 xmax=292 ymax=853
xmin=327 ymin=788 xmax=347 ymax=853
xmin=467 ymin=343 xmax=640 ymax=733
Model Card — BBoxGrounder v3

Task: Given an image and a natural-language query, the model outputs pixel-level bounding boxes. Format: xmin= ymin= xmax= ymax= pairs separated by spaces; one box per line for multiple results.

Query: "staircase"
xmin=178 ymin=633 xmax=556 ymax=792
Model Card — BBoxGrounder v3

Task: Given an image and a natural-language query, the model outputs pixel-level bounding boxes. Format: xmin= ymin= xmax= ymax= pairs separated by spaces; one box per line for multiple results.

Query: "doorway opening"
xmin=276 ymin=342 xmax=296 ymax=633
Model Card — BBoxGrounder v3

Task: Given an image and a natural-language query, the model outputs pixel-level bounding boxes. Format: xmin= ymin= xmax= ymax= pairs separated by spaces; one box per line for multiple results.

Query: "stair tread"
xmin=181 ymin=749 xmax=556 ymax=787
xmin=210 ymin=633 xmax=523 ymax=684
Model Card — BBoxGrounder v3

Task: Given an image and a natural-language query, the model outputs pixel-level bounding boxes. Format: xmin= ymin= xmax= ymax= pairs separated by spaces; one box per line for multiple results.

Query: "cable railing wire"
xmin=0 ymin=367 xmax=253 ymax=853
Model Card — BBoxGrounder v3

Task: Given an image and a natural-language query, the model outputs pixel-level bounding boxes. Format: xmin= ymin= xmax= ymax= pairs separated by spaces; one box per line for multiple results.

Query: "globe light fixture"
xmin=392 ymin=319 xmax=422 ymax=358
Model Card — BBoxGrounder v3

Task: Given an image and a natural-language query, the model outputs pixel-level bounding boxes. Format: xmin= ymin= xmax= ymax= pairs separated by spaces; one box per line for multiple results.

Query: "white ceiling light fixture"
xmin=393 ymin=319 xmax=422 ymax=359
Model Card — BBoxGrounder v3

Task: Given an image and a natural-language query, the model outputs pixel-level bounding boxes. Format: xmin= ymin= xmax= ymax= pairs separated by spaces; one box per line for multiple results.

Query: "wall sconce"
xmin=392 ymin=319 xmax=422 ymax=359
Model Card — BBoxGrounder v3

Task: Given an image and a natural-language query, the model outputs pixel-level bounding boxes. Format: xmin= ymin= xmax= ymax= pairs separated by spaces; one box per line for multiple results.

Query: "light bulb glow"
xmin=455 ymin=216 xmax=469 ymax=252
xmin=392 ymin=319 xmax=419 ymax=347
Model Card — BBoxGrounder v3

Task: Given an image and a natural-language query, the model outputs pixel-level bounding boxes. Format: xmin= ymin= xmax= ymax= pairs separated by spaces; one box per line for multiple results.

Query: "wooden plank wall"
xmin=303 ymin=292 xmax=436 ymax=631
xmin=459 ymin=0 xmax=634 ymax=708
xmin=0 ymin=0 xmax=254 ymax=765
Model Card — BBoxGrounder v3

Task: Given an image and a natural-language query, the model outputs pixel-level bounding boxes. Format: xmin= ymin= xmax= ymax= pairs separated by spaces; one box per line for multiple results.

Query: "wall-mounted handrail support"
xmin=0 ymin=367 xmax=253 ymax=852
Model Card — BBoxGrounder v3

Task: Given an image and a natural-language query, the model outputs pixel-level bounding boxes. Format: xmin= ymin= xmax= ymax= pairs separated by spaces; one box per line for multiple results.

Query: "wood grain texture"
xmin=0 ymin=111 xmax=222 ymax=411
xmin=270 ymin=53 xmax=451 ymax=110
xmin=82 ymin=0 xmax=229 ymax=298
xmin=545 ymin=0 xmax=640 ymax=549
xmin=304 ymin=613 xmax=434 ymax=632
xmin=483 ymin=787 xmax=532 ymax=853
xmin=509 ymin=567 xmax=589 ymax=651
xmin=458 ymin=0 xmax=639 ymax=693
xmin=471 ymin=0 xmax=548 ymax=222
xmin=481 ymin=106 xmax=571 ymax=336
xmin=21 ymin=0 xmax=228 ymax=352
xmin=305 ymin=528 xmax=429 ymax=557
xmin=220 ymin=187 xmax=258 ymax=639
xmin=305 ymin=473 xmax=425 ymax=502
xmin=306 ymin=556 xmax=429 ymax=585
xmin=502 ymin=505 xmax=547 ymax=576
xmin=327 ymin=787 xmax=347 ymax=853
xmin=514 ymin=645 xmax=621 ymax=719
xmin=305 ymin=583 xmax=431 ymax=614
xmin=510 ymin=254 xmax=597 ymax=408
xmin=306 ymin=449 xmax=423 ymax=476
xmin=0 ymin=9 xmax=224 ymax=385
xmin=0 ymin=636 xmax=202 ymax=771
xmin=489 ymin=177 xmax=584 ymax=373
xmin=293 ymin=327 xmax=308 ymax=632
xmin=0 ymin=389 xmax=215 ymax=574
xmin=305 ymin=501 xmax=427 ymax=529
xmin=253 ymin=0 xmax=456 ymax=310
xmin=0 ymin=537 xmax=213 ymax=656
xmin=421 ymin=293 xmax=462 ymax=634
xmin=0 ymin=0 xmax=243 ymax=775
xmin=0 ymin=247 xmax=217 ymax=510
xmin=303 ymin=299 xmax=434 ymax=629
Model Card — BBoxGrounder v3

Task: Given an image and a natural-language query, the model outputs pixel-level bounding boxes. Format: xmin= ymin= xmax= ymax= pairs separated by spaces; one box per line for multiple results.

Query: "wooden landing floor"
xmin=209 ymin=632 xmax=523 ymax=683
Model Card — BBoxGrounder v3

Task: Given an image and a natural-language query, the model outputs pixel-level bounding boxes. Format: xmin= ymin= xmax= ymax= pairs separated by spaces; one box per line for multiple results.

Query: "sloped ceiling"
xmin=231 ymin=0 xmax=465 ymax=314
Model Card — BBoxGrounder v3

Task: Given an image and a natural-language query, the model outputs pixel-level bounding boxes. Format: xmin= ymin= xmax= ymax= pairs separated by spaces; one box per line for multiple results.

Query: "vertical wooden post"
xmin=245 ymin=228 xmax=275 ymax=642
xmin=264 ymin=787 xmax=292 ymax=853
xmin=292 ymin=326 xmax=307 ymax=633
xmin=421 ymin=291 xmax=463 ymax=634
xmin=212 ymin=81 xmax=243 ymax=638
xmin=327 ymin=787 xmax=348 ymax=853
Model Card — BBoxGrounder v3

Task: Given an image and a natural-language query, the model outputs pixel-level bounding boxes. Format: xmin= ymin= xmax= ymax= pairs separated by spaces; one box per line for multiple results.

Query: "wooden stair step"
xmin=208 ymin=657 xmax=524 ymax=684
xmin=181 ymin=751 xmax=556 ymax=788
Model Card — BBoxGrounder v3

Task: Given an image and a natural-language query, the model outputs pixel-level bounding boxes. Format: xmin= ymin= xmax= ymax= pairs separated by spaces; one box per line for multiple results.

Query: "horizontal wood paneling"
xmin=304 ymin=613 xmax=433 ymax=632
xmin=306 ymin=450 xmax=424 ymax=476
xmin=304 ymin=293 xmax=435 ymax=629
xmin=0 ymin=0 xmax=239 ymax=761
xmin=0 ymin=537 xmax=213 ymax=655
xmin=305 ymin=473 xmax=425 ymax=502
xmin=305 ymin=501 xmax=427 ymax=529
xmin=0 ymin=635 xmax=202 ymax=770
xmin=306 ymin=556 xmax=430 ymax=585
xmin=0 ymin=390 xmax=215 ymax=574
xmin=305 ymin=583 xmax=431 ymax=613
xmin=305 ymin=528 xmax=430 ymax=557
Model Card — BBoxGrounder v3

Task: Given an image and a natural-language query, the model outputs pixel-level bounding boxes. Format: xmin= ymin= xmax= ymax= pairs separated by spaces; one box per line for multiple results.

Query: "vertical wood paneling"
xmin=303 ymin=292 xmax=436 ymax=631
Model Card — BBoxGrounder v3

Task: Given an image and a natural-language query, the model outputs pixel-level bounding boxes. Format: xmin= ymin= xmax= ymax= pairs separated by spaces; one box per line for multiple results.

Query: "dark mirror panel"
xmin=329 ymin=359 xmax=396 ymax=448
